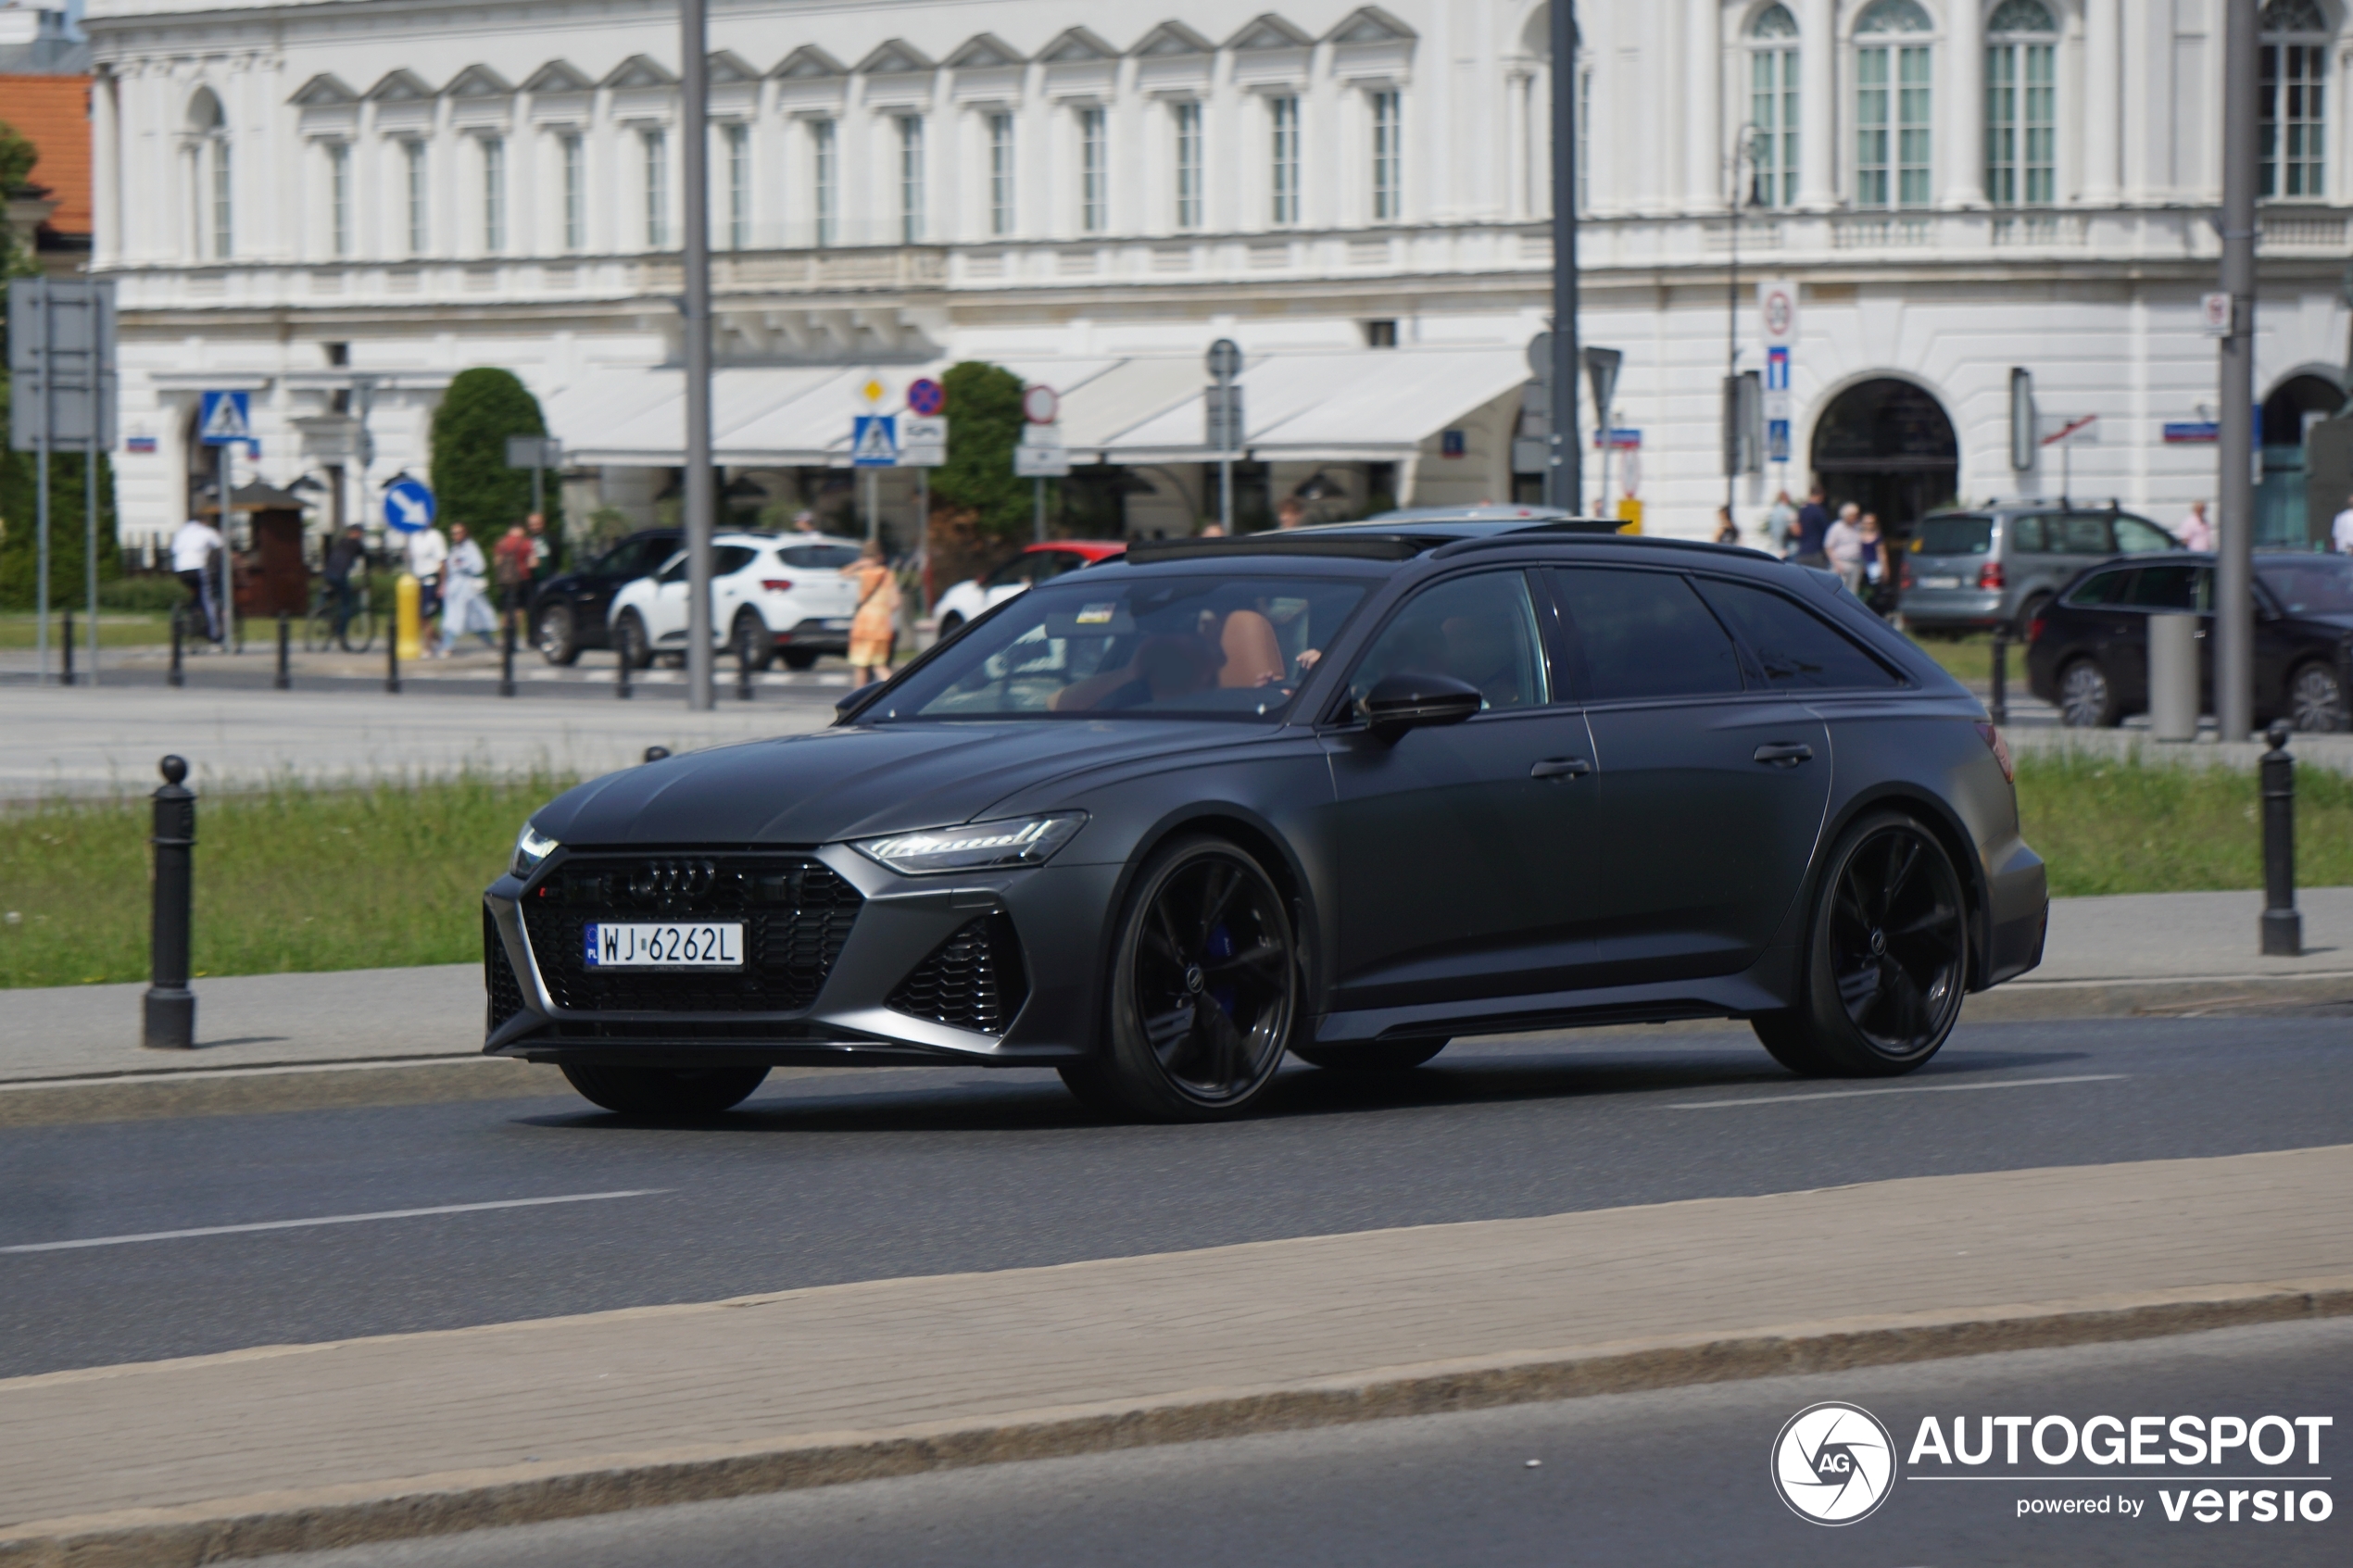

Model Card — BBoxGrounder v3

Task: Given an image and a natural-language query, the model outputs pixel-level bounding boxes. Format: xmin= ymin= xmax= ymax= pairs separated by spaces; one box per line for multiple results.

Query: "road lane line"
xmin=1667 ymin=1074 xmax=2126 ymax=1110
xmin=0 ymin=1190 xmax=669 ymax=1254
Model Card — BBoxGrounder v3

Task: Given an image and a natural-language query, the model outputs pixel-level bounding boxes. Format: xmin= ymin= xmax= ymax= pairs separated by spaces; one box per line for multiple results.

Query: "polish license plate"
xmin=583 ymin=922 xmax=743 ymax=969
xmin=1918 ymin=575 xmax=1961 ymax=590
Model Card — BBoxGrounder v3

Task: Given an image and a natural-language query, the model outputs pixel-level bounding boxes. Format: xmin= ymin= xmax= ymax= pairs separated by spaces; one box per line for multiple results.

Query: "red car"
xmin=932 ymin=541 xmax=1127 ymax=634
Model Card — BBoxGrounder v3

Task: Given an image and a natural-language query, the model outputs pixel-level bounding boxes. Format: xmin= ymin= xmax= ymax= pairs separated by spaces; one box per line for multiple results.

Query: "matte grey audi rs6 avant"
xmin=483 ymin=521 xmax=2047 ymax=1121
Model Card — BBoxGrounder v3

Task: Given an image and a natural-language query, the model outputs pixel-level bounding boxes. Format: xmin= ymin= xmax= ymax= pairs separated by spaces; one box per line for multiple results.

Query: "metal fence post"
xmin=1987 ymin=630 xmax=2008 ymax=728
xmin=274 ymin=611 xmax=291 ymax=690
xmin=61 ymin=608 xmax=75 ymax=686
xmin=2260 ymin=721 xmax=2301 ymax=956
xmin=143 ymin=755 xmax=197 ymax=1050
xmin=169 ymin=610 xmax=184 ymax=687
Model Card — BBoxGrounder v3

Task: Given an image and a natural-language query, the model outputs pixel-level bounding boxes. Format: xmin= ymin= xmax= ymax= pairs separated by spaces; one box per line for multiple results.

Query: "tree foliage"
xmin=929 ymin=361 xmax=1044 ymax=543
xmin=425 ymin=367 xmax=561 ymax=540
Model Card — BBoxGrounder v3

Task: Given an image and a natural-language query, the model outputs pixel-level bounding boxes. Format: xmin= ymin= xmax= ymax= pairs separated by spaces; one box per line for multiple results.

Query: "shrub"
xmin=426 ymin=368 xmax=563 ymax=542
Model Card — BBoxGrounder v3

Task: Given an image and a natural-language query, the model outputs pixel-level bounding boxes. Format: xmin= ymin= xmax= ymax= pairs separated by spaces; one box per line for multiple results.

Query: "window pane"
xmin=812 ymin=119 xmax=837 ymax=245
xmin=1693 ymin=579 xmax=1900 ymax=691
xmin=1174 ymin=102 xmax=1202 ymax=229
xmin=2007 ymin=513 xmax=2051 ymax=553
xmin=1348 ymin=571 xmax=1548 ymax=711
xmin=713 ymin=546 xmax=759 ymax=576
xmin=989 ymin=113 xmax=1014 ymax=236
xmin=1270 ymin=97 xmax=1300 ymax=226
xmin=2058 ymin=514 xmax=2116 ymax=554
xmin=2112 ymin=515 xmax=2178 ymax=553
xmin=1551 ymin=569 xmax=1743 ymax=701
xmin=1914 ymin=514 xmax=1993 ymax=555
xmin=2066 ymin=569 xmax=2133 ymax=606
xmin=1080 ymin=108 xmax=1106 ymax=232
xmin=2121 ymin=565 xmax=2202 ymax=611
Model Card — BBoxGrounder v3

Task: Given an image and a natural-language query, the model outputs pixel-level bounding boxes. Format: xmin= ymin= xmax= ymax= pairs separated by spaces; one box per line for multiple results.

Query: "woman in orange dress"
xmin=842 ymin=539 xmax=901 ymax=686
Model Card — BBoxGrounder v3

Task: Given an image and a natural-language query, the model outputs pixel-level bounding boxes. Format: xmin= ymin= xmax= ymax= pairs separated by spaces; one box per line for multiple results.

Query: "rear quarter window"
xmin=1692 ymin=578 xmax=1902 ymax=691
xmin=2067 ymin=569 xmax=2135 ymax=606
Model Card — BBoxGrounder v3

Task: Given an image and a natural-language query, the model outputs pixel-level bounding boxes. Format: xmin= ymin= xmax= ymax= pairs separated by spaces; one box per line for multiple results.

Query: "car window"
xmin=874 ymin=574 xmax=1369 ymax=722
xmin=598 ymin=539 xmax=660 ymax=578
xmin=778 ymin=543 xmax=861 ymax=570
xmin=655 ymin=551 xmax=687 ymax=584
xmin=2113 ymin=514 xmax=2177 ymax=554
xmin=982 ymin=556 xmax=1036 ymax=589
xmin=1692 ymin=578 xmax=1901 ymax=690
xmin=1345 ymin=571 xmax=1549 ymax=713
xmin=2007 ymin=514 xmax=2052 ymax=554
xmin=1911 ymin=514 xmax=1992 ymax=556
xmin=2066 ymin=568 xmax=2134 ymax=606
xmin=2121 ymin=563 xmax=2208 ymax=611
xmin=2259 ymin=557 xmax=2353 ymax=616
xmin=1031 ymin=551 xmax=1088 ymax=580
xmin=713 ymin=546 xmax=759 ymax=576
xmin=1549 ymin=568 xmax=1743 ymax=702
xmin=2058 ymin=514 xmax=2115 ymax=555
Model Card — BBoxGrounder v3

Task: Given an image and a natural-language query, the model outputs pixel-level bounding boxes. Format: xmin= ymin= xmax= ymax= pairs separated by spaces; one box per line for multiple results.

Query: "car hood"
xmin=532 ymin=720 xmax=1254 ymax=847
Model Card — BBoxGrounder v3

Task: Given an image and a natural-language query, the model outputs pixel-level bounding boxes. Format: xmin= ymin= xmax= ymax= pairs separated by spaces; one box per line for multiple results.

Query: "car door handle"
xmin=1530 ymin=758 xmax=1592 ymax=779
xmin=1753 ymin=742 xmax=1815 ymax=766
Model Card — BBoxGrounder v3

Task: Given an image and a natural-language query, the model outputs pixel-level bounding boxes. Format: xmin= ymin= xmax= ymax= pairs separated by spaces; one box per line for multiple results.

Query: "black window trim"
xmin=1317 ymin=563 xmax=1567 ymax=729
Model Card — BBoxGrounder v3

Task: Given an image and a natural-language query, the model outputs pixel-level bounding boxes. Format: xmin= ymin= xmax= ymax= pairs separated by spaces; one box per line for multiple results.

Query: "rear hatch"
xmin=776 ymin=542 xmax=866 ymax=621
xmin=1903 ymin=512 xmax=1995 ymax=601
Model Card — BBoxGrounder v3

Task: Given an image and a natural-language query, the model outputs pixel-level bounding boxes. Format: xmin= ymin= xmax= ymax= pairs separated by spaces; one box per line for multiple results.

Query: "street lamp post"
xmin=1545 ymin=1 xmax=1581 ymax=513
xmin=1727 ymin=124 xmax=1766 ymax=518
xmin=679 ymin=0 xmax=716 ymax=711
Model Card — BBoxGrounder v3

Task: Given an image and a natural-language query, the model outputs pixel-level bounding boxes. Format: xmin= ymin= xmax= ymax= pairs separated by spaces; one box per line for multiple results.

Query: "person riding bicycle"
xmin=170 ymin=515 xmax=225 ymax=646
xmin=322 ymin=524 xmax=366 ymax=644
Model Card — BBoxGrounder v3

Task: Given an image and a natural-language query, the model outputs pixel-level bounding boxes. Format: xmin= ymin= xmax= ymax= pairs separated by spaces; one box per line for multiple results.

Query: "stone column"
xmin=1796 ymin=0 xmax=1837 ymax=209
xmin=2081 ymin=0 xmax=2123 ymax=205
xmin=1943 ymin=0 xmax=1987 ymax=207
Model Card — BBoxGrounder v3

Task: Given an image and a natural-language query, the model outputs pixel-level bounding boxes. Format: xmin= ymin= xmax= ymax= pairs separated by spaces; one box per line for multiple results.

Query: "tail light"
xmin=1977 ymin=560 xmax=2006 ymax=590
xmin=2027 ymin=617 xmax=2046 ymax=646
xmin=1973 ymin=720 xmax=2016 ymax=784
xmin=1900 ymin=562 xmax=1915 ymax=590
xmin=761 ymin=579 xmax=794 ymax=592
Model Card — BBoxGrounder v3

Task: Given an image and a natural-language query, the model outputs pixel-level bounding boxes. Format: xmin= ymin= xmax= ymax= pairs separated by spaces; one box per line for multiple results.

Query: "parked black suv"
xmin=527 ymin=530 xmax=680 ymax=665
xmin=2024 ymin=551 xmax=2353 ymax=731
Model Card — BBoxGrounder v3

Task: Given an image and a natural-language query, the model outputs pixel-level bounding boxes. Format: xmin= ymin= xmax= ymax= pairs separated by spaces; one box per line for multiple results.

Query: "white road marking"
xmin=1667 ymin=1073 xmax=2126 ymax=1110
xmin=0 ymin=1190 xmax=668 ymax=1254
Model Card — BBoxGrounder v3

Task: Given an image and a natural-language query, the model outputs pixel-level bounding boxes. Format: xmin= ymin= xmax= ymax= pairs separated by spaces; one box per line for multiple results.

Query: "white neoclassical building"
xmin=78 ymin=0 xmax=2353 ymax=553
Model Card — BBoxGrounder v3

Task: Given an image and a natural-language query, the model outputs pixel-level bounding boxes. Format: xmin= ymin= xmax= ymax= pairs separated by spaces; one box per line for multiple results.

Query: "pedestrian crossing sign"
xmin=850 ymin=414 xmax=899 ymax=468
xmin=198 ymin=390 xmax=252 ymax=446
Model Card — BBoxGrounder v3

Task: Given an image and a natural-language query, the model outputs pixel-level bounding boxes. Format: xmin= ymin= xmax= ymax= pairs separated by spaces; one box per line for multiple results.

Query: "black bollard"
xmin=2260 ymin=721 xmax=2301 ymax=957
xmin=385 ymin=614 xmax=401 ymax=695
xmin=617 ymin=642 xmax=633 ymax=700
xmin=736 ymin=634 xmax=754 ymax=702
xmin=274 ymin=611 xmax=292 ymax=690
xmin=169 ymin=611 xmax=184 ymax=687
xmin=1987 ymin=629 xmax=2008 ymax=728
xmin=643 ymin=746 xmax=670 ymax=763
xmin=499 ymin=601 xmax=518 ymax=698
xmin=143 ymin=756 xmax=198 ymax=1050
xmin=61 ymin=608 xmax=75 ymax=686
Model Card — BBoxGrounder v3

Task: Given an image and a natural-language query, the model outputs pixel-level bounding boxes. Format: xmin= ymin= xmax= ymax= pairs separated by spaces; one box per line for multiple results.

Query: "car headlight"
xmin=511 ymin=822 xmax=560 ymax=879
xmin=851 ymin=813 xmax=1086 ymax=876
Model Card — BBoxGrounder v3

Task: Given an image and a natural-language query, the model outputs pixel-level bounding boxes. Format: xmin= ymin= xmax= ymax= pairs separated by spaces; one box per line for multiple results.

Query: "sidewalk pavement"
xmin=3 ymin=1145 xmax=2346 ymax=1562
xmin=0 ymin=684 xmax=830 ymax=800
xmin=2000 ymin=722 xmax=2353 ymax=776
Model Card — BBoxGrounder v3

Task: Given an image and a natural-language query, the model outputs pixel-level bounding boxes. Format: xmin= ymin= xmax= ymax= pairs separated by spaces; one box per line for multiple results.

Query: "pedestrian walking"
xmin=2177 ymin=499 xmax=2214 ymax=553
xmin=2334 ymin=493 xmax=2353 ymax=556
xmin=322 ymin=524 xmax=366 ymax=644
xmin=436 ymin=522 xmax=498 ymax=655
xmin=1825 ymin=503 xmax=1866 ymax=595
xmin=493 ymin=521 xmax=535 ymax=633
xmin=523 ymin=511 xmax=554 ymax=580
xmin=1714 ymin=506 xmax=1740 ymax=545
xmin=170 ymin=514 xmax=225 ymax=646
xmin=406 ymin=523 xmax=448 ymax=645
xmin=842 ymin=538 xmax=901 ymax=686
xmin=1790 ymin=485 xmax=1831 ymax=567
xmin=1764 ymin=489 xmax=1797 ymax=555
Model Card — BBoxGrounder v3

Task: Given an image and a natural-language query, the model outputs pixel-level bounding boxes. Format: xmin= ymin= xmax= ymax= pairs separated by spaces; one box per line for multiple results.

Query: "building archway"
xmin=2260 ymin=370 xmax=2346 ymax=547
xmin=1807 ymin=376 xmax=1958 ymax=535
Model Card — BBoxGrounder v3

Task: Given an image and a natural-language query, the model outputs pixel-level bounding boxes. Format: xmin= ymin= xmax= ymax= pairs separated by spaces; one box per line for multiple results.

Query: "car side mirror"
xmin=835 ymin=680 xmax=885 ymax=718
xmin=1359 ymin=672 xmax=1483 ymax=742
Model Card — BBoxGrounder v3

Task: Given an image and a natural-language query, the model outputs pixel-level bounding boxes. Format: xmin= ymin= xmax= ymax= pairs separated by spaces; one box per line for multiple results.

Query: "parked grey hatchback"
xmin=1899 ymin=503 xmax=2178 ymax=634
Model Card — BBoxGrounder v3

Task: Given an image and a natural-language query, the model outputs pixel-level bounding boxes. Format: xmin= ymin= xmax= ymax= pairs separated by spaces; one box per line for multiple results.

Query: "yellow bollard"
xmin=1615 ymin=497 xmax=1644 ymax=534
xmin=395 ymin=571 xmax=422 ymax=661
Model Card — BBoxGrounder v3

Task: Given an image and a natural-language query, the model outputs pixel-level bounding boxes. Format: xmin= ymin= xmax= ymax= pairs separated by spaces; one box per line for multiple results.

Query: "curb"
xmin=1964 ymin=971 xmax=2353 ymax=1022
xmin=6 ymin=1279 xmax=2347 ymax=1567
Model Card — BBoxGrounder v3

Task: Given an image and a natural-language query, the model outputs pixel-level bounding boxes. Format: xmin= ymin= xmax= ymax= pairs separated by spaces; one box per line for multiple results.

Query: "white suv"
xmin=608 ymin=533 xmax=868 ymax=671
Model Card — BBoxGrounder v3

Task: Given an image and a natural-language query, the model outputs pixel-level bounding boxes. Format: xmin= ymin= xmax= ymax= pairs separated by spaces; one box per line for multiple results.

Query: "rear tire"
xmin=731 ymin=608 xmax=774 ymax=671
xmin=2288 ymin=660 xmax=2348 ymax=733
xmin=1755 ymin=810 xmax=1969 ymax=1078
xmin=560 ymin=1063 xmax=769 ymax=1117
xmin=1290 ymin=1041 xmax=1446 ymax=1072
xmin=2057 ymin=658 xmax=2120 ymax=728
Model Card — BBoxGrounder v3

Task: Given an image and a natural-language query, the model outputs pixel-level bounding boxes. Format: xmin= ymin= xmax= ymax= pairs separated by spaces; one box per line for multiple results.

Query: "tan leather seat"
xmin=1218 ymin=608 xmax=1287 ymax=687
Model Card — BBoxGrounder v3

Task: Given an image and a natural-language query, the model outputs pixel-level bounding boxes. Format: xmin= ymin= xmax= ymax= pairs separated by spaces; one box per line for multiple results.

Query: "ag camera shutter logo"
xmin=1772 ymin=1401 xmax=1898 ymax=1524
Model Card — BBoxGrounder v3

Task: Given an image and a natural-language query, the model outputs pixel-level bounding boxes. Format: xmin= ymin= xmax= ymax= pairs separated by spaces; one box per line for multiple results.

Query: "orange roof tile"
xmin=0 ymin=75 xmax=92 ymax=234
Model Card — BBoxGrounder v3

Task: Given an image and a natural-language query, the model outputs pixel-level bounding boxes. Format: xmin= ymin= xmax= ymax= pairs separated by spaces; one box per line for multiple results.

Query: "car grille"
xmin=887 ymin=913 xmax=1028 ymax=1035
xmin=519 ymin=853 xmax=862 ymax=1013
xmin=484 ymin=907 xmax=525 ymax=1032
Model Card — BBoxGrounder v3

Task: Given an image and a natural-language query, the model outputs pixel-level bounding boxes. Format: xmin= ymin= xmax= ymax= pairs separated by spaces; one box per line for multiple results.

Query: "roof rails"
xmin=1123 ymin=533 xmax=1433 ymax=564
xmin=1430 ymin=531 xmax=1776 ymax=561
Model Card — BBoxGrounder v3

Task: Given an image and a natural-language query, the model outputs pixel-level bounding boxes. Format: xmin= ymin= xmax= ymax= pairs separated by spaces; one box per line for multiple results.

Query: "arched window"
xmin=1986 ymin=0 xmax=2057 ymax=207
xmin=187 ymin=90 xmax=231 ymax=259
xmin=1748 ymin=5 xmax=1799 ymax=207
xmin=1854 ymin=0 xmax=1932 ymax=210
xmin=2262 ymin=0 xmax=2330 ymax=199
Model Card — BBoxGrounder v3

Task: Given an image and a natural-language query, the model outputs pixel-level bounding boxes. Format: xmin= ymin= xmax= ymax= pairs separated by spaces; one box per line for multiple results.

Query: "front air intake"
xmin=887 ymin=913 xmax=1029 ymax=1035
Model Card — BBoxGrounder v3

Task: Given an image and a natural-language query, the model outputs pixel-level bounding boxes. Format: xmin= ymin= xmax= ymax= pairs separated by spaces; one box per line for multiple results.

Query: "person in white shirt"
xmin=169 ymin=516 xmax=225 ymax=644
xmin=405 ymin=524 xmax=448 ymax=638
xmin=1764 ymin=490 xmax=1797 ymax=556
xmin=437 ymin=522 xmax=498 ymax=655
xmin=1824 ymin=503 xmax=1867 ymax=596
xmin=2334 ymin=494 xmax=2353 ymax=557
xmin=2177 ymin=500 xmax=2214 ymax=553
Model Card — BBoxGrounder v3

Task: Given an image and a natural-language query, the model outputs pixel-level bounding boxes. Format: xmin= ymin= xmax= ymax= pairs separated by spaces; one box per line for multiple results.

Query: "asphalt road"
xmin=262 ymin=1318 xmax=2353 ymax=1568
xmin=5 ymin=1017 xmax=2347 ymax=1379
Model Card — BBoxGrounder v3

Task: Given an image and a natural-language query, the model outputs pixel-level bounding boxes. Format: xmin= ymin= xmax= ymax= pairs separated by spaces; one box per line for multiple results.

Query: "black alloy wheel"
xmin=1061 ymin=836 xmax=1298 ymax=1122
xmin=2289 ymin=661 xmax=2349 ymax=733
xmin=1291 ymin=1040 xmax=1448 ymax=1071
xmin=613 ymin=609 xmax=655 ymax=670
xmin=560 ymin=1063 xmax=769 ymax=1118
xmin=2057 ymin=658 xmax=2120 ymax=728
xmin=1752 ymin=811 xmax=1969 ymax=1078
xmin=537 ymin=604 xmax=580 ymax=665
xmin=731 ymin=608 xmax=774 ymax=671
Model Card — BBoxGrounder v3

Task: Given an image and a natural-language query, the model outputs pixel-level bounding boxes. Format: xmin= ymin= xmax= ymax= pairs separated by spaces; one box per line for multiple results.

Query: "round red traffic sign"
xmin=1022 ymin=384 xmax=1059 ymax=424
xmin=907 ymin=377 xmax=946 ymax=417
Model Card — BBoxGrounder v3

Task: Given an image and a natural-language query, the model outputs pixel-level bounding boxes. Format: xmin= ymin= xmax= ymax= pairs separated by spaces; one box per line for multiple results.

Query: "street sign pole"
xmin=35 ymin=388 xmax=48 ymax=684
xmin=218 ymin=440 xmax=233 ymax=650
xmin=2216 ymin=0 xmax=2259 ymax=742
xmin=1548 ymin=0 xmax=1581 ymax=512
xmin=680 ymin=0 xmax=715 ymax=712
xmin=1205 ymin=341 xmax=1241 ymax=532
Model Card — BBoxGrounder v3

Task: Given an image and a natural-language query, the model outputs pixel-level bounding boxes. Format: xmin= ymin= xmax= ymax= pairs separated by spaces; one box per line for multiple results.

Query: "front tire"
xmin=560 ymin=1063 xmax=769 ymax=1117
xmin=613 ymin=609 xmax=655 ymax=670
xmin=537 ymin=604 xmax=581 ymax=665
xmin=1064 ymin=835 xmax=1299 ymax=1122
xmin=2057 ymin=658 xmax=2120 ymax=728
xmin=1753 ymin=811 xmax=1969 ymax=1078
xmin=1290 ymin=1041 xmax=1447 ymax=1071
xmin=2289 ymin=660 xmax=2348 ymax=733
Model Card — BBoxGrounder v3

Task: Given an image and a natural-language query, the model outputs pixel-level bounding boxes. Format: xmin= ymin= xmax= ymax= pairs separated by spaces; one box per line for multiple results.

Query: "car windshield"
xmin=868 ymin=574 xmax=1370 ymax=721
xmin=1911 ymin=515 xmax=1992 ymax=556
xmin=2260 ymin=557 xmax=2353 ymax=617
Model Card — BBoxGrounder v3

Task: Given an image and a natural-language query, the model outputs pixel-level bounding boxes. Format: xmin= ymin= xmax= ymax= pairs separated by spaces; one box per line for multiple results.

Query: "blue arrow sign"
xmin=851 ymin=414 xmax=899 ymax=468
xmin=382 ymin=476 xmax=436 ymax=533
xmin=198 ymin=390 xmax=252 ymax=446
